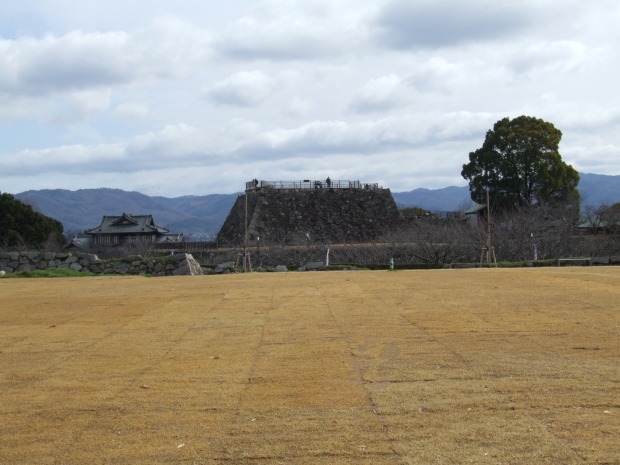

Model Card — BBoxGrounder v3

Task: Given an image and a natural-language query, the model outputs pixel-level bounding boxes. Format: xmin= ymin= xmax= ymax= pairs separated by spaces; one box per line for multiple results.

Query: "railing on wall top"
xmin=245 ymin=180 xmax=381 ymax=190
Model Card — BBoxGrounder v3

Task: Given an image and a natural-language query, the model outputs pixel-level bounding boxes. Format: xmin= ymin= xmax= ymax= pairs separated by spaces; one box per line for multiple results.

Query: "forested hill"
xmin=13 ymin=173 xmax=620 ymax=237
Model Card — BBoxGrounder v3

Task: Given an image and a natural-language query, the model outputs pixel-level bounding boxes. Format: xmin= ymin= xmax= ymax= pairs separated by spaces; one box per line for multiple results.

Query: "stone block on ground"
xmin=298 ymin=265 xmax=307 ymax=272
xmin=201 ymin=267 xmax=213 ymax=275
xmin=276 ymin=265 xmax=288 ymax=272
xmin=172 ymin=265 xmax=190 ymax=276
xmin=69 ymin=263 xmax=83 ymax=271
xmin=8 ymin=261 xmax=19 ymax=269
xmin=1 ymin=267 xmax=13 ymax=274
xmin=306 ymin=261 xmax=324 ymax=270
xmin=153 ymin=263 xmax=164 ymax=272
xmin=79 ymin=259 xmax=91 ymax=267
xmin=43 ymin=252 xmax=56 ymax=260
xmin=65 ymin=256 xmax=79 ymax=264
xmin=35 ymin=261 xmax=48 ymax=269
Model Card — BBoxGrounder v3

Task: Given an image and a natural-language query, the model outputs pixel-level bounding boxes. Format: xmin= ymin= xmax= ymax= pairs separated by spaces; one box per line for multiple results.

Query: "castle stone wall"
xmin=216 ymin=188 xmax=401 ymax=245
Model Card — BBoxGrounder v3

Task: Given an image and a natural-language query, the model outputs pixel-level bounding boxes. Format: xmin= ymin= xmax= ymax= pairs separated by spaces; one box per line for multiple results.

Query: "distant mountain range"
xmin=14 ymin=173 xmax=620 ymax=237
xmin=14 ymin=188 xmax=240 ymax=239
xmin=392 ymin=173 xmax=620 ymax=210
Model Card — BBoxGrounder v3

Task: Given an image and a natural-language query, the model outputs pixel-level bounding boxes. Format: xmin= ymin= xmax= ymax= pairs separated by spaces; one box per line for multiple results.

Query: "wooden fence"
xmin=151 ymin=241 xmax=218 ymax=252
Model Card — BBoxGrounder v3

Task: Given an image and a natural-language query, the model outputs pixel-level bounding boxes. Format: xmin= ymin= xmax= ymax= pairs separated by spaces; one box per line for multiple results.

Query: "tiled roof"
xmin=85 ymin=213 xmax=170 ymax=235
xmin=157 ymin=233 xmax=184 ymax=243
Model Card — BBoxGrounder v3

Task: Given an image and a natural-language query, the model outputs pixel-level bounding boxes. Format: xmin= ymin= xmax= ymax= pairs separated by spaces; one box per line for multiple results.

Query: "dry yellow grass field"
xmin=1 ymin=268 xmax=619 ymax=464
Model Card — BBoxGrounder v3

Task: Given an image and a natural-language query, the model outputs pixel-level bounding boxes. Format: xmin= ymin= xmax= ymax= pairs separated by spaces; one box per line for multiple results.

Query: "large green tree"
xmin=461 ymin=116 xmax=580 ymax=210
xmin=0 ymin=193 xmax=64 ymax=247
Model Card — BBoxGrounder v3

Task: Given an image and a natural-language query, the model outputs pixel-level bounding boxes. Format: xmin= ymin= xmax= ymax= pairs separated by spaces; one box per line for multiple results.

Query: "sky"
xmin=1 ymin=0 xmax=619 ymax=197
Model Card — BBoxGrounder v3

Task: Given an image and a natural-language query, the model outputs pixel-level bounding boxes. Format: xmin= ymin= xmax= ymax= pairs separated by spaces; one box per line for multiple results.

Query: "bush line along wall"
xmin=0 ymin=252 xmax=203 ymax=277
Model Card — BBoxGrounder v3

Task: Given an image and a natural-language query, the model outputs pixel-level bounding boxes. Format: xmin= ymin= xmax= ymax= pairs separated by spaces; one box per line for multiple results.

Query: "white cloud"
xmin=0 ymin=112 xmax=497 ymax=177
xmin=349 ymin=74 xmax=407 ymax=113
xmin=45 ymin=89 xmax=112 ymax=125
xmin=406 ymin=57 xmax=463 ymax=92
xmin=2 ymin=0 xmax=620 ymax=197
xmin=113 ymin=102 xmax=149 ymax=120
xmin=285 ymin=97 xmax=312 ymax=117
xmin=349 ymin=59 xmax=464 ymax=113
xmin=374 ymin=0 xmax=533 ymax=49
xmin=0 ymin=17 xmax=213 ymax=98
xmin=204 ymin=71 xmax=276 ymax=107
xmin=506 ymin=40 xmax=589 ymax=78
xmin=215 ymin=0 xmax=370 ymax=60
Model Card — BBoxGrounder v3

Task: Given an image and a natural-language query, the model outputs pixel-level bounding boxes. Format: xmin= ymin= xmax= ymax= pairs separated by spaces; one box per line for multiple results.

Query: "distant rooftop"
xmin=85 ymin=213 xmax=169 ymax=235
xmin=245 ymin=180 xmax=382 ymax=191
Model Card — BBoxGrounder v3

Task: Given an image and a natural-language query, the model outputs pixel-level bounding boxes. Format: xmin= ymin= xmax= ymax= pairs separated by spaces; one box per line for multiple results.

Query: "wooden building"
xmin=66 ymin=213 xmax=182 ymax=250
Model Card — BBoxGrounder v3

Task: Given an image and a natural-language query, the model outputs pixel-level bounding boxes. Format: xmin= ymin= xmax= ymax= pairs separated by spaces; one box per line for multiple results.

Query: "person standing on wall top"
xmin=326 ymin=177 xmax=331 ymax=188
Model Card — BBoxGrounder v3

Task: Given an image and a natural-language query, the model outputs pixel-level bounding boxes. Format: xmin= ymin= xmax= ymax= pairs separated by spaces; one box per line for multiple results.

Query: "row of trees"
xmin=189 ymin=203 xmax=619 ymax=268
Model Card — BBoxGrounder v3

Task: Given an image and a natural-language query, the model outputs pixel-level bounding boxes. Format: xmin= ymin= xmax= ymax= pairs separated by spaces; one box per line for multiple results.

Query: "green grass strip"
xmin=1 ymin=268 xmax=121 ymax=278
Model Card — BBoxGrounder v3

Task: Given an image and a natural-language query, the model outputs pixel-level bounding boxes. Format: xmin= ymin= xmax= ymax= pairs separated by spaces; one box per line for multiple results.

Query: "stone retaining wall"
xmin=0 ymin=252 xmax=203 ymax=277
xmin=217 ymin=187 xmax=401 ymax=245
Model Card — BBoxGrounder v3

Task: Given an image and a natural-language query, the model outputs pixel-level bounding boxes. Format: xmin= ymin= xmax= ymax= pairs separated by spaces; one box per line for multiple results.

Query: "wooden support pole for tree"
xmin=487 ymin=186 xmax=491 ymax=266
xmin=479 ymin=186 xmax=497 ymax=268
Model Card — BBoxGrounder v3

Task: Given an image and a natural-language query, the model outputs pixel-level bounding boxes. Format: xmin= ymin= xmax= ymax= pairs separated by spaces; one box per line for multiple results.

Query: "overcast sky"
xmin=1 ymin=0 xmax=619 ymax=196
